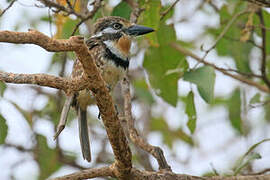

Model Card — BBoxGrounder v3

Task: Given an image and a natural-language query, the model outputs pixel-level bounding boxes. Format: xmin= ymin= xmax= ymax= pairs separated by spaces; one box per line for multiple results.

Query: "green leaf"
xmin=184 ymin=66 xmax=216 ymax=104
xmin=143 ymin=19 xmax=185 ymax=106
xmin=36 ymin=135 xmax=61 ymax=180
xmin=264 ymin=96 xmax=270 ymax=122
xmin=249 ymin=93 xmax=261 ymax=104
xmin=150 ymin=117 xmax=194 ymax=147
xmin=227 ymin=89 xmax=242 ymax=134
xmin=0 ymin=82 xmax=7 ymax=97
xmin=207 ymin=5 xmax=252 ymax=73
xmin=185 ymin=91 xmax=197 ymax=134
xmin=62 ymin=18 xmax=80 ymax=38
xmin=10 ymin=102 xmax=33 ymax=126
xmin=139 ymin=0 xmax=161 ymax=46
xmin=233 ymin=138 xmax=270 ymax=175
xmin=0 ymin=114 xmax=8 ymax=144
xmin=253 ymin=10 xmax=270 ymax=56
xmin=133 ymin=80 xmax=155 ymax=105
xmin=234 ymin=153 xmax=261 ymax=175
xmin=111 ymin=1 xmax=131 ymax=19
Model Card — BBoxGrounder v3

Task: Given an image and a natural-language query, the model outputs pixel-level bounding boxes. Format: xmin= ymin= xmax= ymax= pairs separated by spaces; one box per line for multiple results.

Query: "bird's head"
xmin=92 ymin=16 xmax=154 ymax=59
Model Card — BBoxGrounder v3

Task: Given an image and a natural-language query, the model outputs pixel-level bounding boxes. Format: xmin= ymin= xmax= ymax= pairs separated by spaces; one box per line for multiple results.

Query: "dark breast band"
xmin=104 ymin=48 xmax=129 ymax=70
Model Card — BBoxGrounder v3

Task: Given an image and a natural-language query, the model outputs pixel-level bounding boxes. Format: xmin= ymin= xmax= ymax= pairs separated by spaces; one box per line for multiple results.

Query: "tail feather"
xmin=78 ymin=108 xmax=91 ymax=162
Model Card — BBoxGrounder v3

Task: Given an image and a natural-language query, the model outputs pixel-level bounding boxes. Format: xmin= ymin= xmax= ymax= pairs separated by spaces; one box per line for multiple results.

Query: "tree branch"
xmin=51 ymin=166 xmax=114 ymax=180
xmin=0 ymin=30 xmax=80 ymax=52
xmin=0 ymin=72 xmax=69 ymax=91
xmin=243 ymin=0 xmax=270 ymax=7
xmin=257 ymin=10 xmax=270 ymax=88
xmin=52 ymin=166 xmax=270 ymax=180
xmin=0 ymin=0 xmax=16 ymax=17
xmin=121 ymin=78 xmax=171 ymax=170
xmin=160 ymin=0 xmax=180 ymax=20
xmin=0 ymin=30 xmax=132 ymax=178
xmin=171 ymin=43 xmax=270 ymax=93
xmin=202 ymin=10 xmax=249 ymax=59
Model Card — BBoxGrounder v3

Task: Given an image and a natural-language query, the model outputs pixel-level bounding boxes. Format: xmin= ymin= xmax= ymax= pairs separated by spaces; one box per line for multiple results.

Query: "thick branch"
xmin=52 ymin=166 xmax=114 ymax=180
xmin=171 ymin=43 xmax=270 ymax=93
xmin=52 ymin=166 xmax=270 ymax=180
xmin=0 ymin=72 xmax=68 ymax=90
xmin=0 ymin=30 xmax=132 ymax=178
xmin=0 ymin=30 xmax=80 ymax=52
xmin=72 ymin=36 xmax=132 ymax=178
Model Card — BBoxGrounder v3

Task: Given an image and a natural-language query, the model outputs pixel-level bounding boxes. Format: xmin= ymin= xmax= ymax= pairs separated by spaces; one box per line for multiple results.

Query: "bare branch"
xmin=160 ymin=0 xmax=180 ymax=20
xmin=121 ymin=78 xmax=171 ymax=170
xmin=0 ymin=30 xmax=132 ymax=178
xmin=71 ymin=35 xmax=132 ymax=178
xmin=38 ymin=0 xmax=84 ymax=18
xmin=202 ymin=10 xmax=249 ymax=58
xmin=71 ymin=0 xmax=102 ymax=36
xmin=243 ymin=0 xmax=270 ymax=7
xmin=171 ymin=43 xmax=270 ymax=93
xmin=124 ymin=0 xmax=144 ymax=23
xmin=51 ymin=166 xmax=114 ymax=180
xmin=257 ymin=10 xmax=270 ymax=88
xmin=246 ymin=168 xmax=270 ymax=175
xmin=0 ymin=0 xmax=16 ymax=17
xmin=0 ymin=30 xmax=81 ymax=52
xmin=0 ymin=72 xmax=69 ymax=90
xmin=52 ymin=166 xmax=270 ymax=180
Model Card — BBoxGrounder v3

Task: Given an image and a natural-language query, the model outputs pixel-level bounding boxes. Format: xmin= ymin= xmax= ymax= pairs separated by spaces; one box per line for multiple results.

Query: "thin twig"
xmin=171 ymin=43 xmax=270 ymax=93
xmin=121 ymin=77 xmax=171 ymax=170
xmin=257 ymin=10 xmax=270 ymax=89
xmin=71 ymin=0 xmax=102 ymax=36
xmin=243 ymin=0 xmax=270 ymax=7
xmin=202 ymin=9 xmax=249 ymax=59
xmin=160 ymin=0 xmax=180 ymax=20
xmin=0 ymin=0 xmax=16 ymax=17
xmin=39 ymin=0 xmax=83 ymax=18
xmin=246 ymin=168 xmax=270 ymax=175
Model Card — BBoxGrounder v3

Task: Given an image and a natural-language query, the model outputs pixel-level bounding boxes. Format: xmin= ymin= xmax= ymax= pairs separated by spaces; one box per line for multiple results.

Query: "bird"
xmin=54 ymin=16 xmax=154 ymax=162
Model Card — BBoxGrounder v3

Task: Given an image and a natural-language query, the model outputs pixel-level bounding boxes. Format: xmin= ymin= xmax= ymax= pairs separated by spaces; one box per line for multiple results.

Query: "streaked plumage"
xmin=60 ymin=16 xmax=154 ymax=162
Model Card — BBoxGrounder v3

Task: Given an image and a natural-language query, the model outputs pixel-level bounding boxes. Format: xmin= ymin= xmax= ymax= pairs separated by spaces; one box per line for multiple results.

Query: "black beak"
xmin=126 ymin=25 xmax=154 ymax=36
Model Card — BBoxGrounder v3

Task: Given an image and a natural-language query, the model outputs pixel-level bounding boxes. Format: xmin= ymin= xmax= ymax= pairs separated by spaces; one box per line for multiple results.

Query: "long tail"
xmin=78 ymin=107 xmax=91 ymax=162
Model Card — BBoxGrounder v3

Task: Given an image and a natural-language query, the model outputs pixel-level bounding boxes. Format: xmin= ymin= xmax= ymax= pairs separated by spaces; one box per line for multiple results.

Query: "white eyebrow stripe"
xmin=91 ymin=27 xmax=119 ymax=38
xmin=102 ymin=27 xmax=119 ymax=33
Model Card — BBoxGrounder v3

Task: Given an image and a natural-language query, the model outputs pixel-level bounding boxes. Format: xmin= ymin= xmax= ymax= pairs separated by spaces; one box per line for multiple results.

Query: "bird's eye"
xmin=112 ymin=23 xmax=122 ymax=30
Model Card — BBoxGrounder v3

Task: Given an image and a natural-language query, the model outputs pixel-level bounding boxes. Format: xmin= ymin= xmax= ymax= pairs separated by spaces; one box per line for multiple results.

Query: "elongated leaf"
xmin=0 ymin=114 xmax=8 ymax=144
xmin=150 ymin=117 xmax=194 ymax=147
xmin=143 ymin=15 xmax=185 ymax=106
xmin=184 ymin=66 xmax=216 ymax=104
xmin=62 ymin=18 xmax=80 ymax=38
xmin=139 ymin=0 xmax=161 ymax=46
xmin=227 ymin=89 xmax=242 ymax=134
xmin=249 ymin=93 xmax=261 ymax=105
xmin=36 ymin=135 xmax=61 ymax=180
xmin=234 ymin=153 xmax=261 ymax=175
xmin=0 ymin=82 xmax=6 ymax=97
xmin=133 ymin=80 xmax=155 ymax=105
xmin=185 ymin=91 xmax=197 ymax=134
xmin=111 ymin=1 xmax=131 ymax=19
xmin=233 ymin=139 xmax=270 ymax=175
